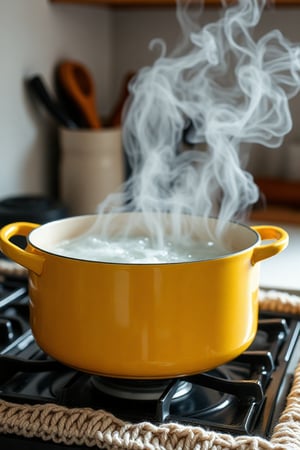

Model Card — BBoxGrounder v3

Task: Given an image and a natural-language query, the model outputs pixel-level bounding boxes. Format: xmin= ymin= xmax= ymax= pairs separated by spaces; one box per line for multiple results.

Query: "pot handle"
xmin=251 ymin=225 xmax=289 ymax=265
xmin=0 ymin=222 xmax=44 ymax=275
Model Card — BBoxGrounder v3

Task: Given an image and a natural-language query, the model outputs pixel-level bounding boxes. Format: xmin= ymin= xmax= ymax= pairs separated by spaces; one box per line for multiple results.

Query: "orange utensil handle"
xmin=57 ymin=60 xmax=101 ymax=129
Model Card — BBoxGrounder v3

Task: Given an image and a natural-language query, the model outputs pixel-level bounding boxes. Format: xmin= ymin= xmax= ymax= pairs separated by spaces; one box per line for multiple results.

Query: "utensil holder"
xmin=59 ymin=127 xmax=124 ymax=215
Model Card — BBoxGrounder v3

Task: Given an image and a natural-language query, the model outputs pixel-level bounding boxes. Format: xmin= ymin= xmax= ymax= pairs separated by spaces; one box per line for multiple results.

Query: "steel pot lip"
xmin=27 ymin=213 xmax=260 ymax=265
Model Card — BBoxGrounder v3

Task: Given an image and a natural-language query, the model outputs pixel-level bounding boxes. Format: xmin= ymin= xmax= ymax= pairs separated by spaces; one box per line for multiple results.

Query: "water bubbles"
xmin=53 ymin=235 xmax=230 ymax=264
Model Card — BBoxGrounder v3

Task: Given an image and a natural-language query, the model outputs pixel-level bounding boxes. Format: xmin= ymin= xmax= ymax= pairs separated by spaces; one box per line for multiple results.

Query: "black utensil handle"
xmin=27 ymin=75 xmax=77 ymax=129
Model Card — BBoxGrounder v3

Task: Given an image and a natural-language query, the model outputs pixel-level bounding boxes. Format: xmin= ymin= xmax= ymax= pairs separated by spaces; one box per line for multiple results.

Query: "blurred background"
xmin=0 ymin=0 xmax=300 ymax=223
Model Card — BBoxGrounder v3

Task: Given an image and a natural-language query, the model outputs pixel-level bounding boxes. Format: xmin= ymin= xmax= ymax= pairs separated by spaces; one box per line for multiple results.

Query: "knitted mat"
xmin=0 ymin=289 xmax=300 ymax=450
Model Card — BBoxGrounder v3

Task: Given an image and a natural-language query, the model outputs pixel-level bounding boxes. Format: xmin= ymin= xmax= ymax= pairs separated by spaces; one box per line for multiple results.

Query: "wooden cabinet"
xmin=50 ymin=0 xmax=300 ymax=6
xmin=250 ymin=178 xmax=300 ymax=224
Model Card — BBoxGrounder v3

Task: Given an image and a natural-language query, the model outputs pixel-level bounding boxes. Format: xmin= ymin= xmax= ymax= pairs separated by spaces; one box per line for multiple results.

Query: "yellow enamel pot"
xmin=0 ymin=213 xmax=288 ymax=379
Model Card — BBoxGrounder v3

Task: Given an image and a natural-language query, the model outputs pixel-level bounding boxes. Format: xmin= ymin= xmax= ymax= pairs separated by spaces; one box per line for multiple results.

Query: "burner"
xmin=45 ymin=366 xmax=235 ymax=425
xmin=91 ymin=377 xmax=192 ymax=400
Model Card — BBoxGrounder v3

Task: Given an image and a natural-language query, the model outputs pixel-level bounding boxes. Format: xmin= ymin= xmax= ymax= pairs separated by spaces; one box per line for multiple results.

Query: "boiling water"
xmin=53 ymin=235 xmax=231 ymax=263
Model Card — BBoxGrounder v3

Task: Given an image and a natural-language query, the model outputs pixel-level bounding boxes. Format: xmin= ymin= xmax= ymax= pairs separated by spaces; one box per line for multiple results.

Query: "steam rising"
xmin=97 ymin=0 xmax=300 ymax=246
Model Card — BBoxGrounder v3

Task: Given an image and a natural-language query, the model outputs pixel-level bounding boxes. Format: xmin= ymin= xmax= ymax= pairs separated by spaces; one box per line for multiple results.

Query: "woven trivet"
xmin=0 ymin=289 xmax=300 ymax=450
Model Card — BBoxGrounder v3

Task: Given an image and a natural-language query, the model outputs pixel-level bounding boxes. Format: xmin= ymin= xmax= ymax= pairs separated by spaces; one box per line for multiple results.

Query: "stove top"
xmin=1 ymin=274 xmax=300 ymax=449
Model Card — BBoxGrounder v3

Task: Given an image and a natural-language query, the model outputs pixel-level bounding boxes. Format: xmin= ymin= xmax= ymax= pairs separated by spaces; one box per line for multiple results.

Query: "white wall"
xmin=1 ymin=1 xmax=300 ymax=202
xmin=0 ymin=0 xmax=113 ymax=198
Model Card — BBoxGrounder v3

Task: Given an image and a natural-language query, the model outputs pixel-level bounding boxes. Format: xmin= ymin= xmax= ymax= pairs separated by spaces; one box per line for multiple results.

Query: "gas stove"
xmin=1 ymin=271 xmax=300 ymax=449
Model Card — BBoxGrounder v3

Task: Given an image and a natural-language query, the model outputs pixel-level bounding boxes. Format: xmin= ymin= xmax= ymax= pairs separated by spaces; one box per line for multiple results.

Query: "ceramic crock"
xmin=0 ymin=213 xmax=288 ymax=379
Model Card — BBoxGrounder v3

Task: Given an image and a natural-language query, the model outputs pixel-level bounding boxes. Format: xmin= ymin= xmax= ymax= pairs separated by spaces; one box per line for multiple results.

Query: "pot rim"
xmin=26 ymin=213 xmax=260 ymax=265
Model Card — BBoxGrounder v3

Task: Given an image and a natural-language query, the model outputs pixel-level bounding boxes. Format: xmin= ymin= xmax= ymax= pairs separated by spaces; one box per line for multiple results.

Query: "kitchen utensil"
xmin=56 ymin=60 xmax=101 ymax=129
xmin=26 ymin=75 xmax=77 ymax=129
xmin=108 ymin=71 xmax=135 ymax=127
xmin=0 ymin=213 xmax=288 ymax=379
